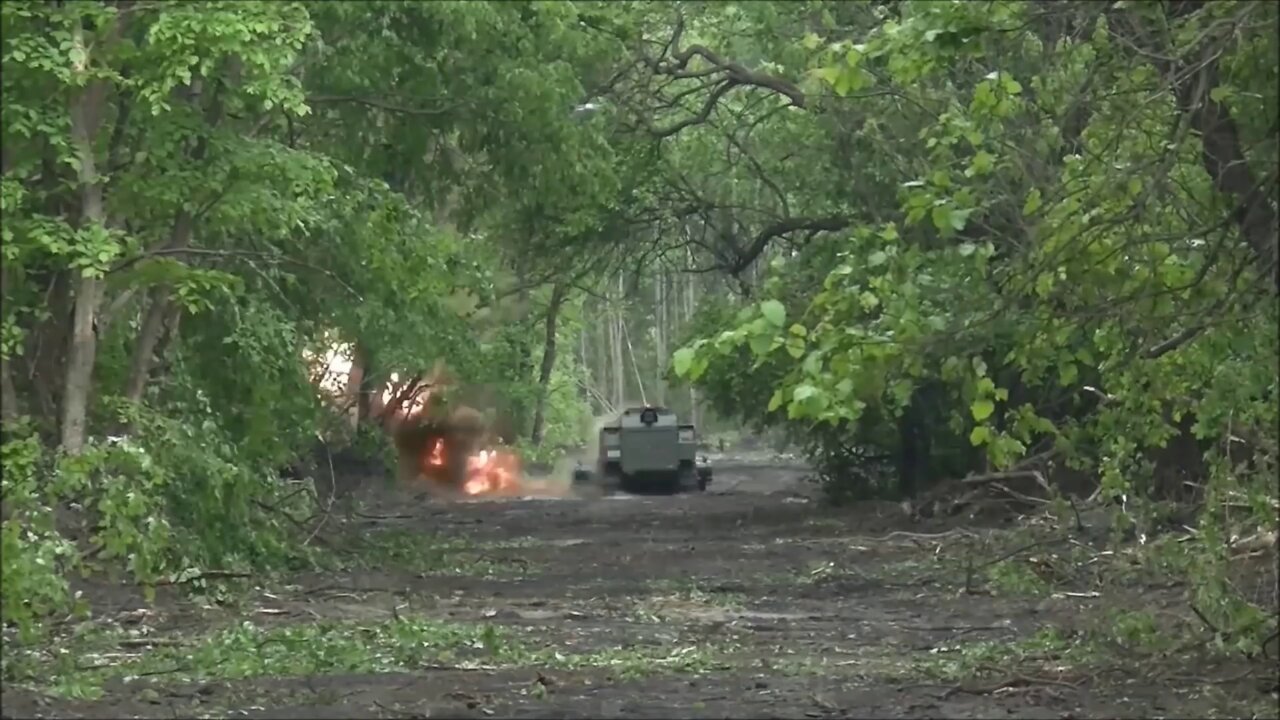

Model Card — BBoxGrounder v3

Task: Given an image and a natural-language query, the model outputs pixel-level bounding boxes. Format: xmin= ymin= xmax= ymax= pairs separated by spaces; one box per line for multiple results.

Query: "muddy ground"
xmin=3 ymin=462 xmax=1277 ymax=719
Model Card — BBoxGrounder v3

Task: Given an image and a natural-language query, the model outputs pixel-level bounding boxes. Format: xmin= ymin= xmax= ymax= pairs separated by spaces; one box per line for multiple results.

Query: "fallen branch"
xmin=1188 ymin=602 xmax=1223 ymax=635
xmin=304 ymin=442 xmax=340 ymax=546
xmin=1261 ymin=628 xmax=1279 ymax=660
xmin=962 ymin=535 xmax=1072 ymax=594
xmin=254 ymin=498 xmax=338 ymax=549
xmin=941 ymin=669 xmax=1084 ymax=698
xmin=373 ymin=701 xmax=432 ymax=719
xmin=354 ymin=511 xmax=420 ymax=520
xmin=990 ymin=481 xmax=1053 ymax=506
xmin=117 ymin=637 xmax=185 ymax=648
xmin=961 ymin=469 xmax=1053 ymax=495
xmin=154 ymin=569 xmax=252 ymax=586
xmin=306 ymin=94 xmax=457 ymax=116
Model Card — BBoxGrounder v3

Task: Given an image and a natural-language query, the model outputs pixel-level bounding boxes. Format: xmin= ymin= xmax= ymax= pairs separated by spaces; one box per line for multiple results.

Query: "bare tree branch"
xmin=306 ymin=95 xmax=457 ymax=116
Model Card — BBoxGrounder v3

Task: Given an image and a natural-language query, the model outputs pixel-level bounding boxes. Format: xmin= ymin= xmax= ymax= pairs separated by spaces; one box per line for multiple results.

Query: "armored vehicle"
xmin=573 ymin=406 xmax=712 ymax=494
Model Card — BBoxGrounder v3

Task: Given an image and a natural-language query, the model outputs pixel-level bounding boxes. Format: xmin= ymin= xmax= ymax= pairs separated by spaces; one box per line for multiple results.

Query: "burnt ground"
xmin=3 ymin=462 xmax=1277 ymax=720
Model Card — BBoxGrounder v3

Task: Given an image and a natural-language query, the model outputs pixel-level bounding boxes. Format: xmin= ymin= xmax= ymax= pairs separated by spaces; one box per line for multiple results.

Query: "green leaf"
xmin=833 ymin=69 xmax=853 ymax=97
xmin=931 ymin=205 xmax=952 ymax=232
xmin=958 ymin=242 xmax=976 ymax=257
xmin=689 ymin=355 xmax=709 ymax=381
xmin=867 ymin=250 xmax=888 ymax=267
xmin=789 ymin=324 xmax=808 ymax=338
xmin=671 ymin=348 xmax=695 ymax=377
xmin=785 ymin=337 xmax=806 ymax=359
xmin=812 ymin=66 xmax=841 ymax=86
xmin=970 ymin=399 xmax=995 ymax=422
xmin=748 ymin=333 xmax=774 ymax=357
xmin=972 ymin=356 xmax=988 ymax=377
xmin=767 ymin=389 xmax=785 ymax=412
xmin=760 ymin=299 xmax=786 ymax=327
xmin=1058 ymin=362 xmax=1078 ymax=387
xmin=1023 ymin=188 xmax=1042 ymax=216
xmin=966 ymin=151 xmax=995 ymax=177
xmin=969 ymin=425 xmax=992 ymax=446
xmin=793 ymin=384 xmax=819 ymax=402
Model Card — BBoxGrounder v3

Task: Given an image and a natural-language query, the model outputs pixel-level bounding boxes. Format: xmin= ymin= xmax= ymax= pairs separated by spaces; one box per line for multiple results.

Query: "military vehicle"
xmin=572 ymin=406 xmax=712 ymax=494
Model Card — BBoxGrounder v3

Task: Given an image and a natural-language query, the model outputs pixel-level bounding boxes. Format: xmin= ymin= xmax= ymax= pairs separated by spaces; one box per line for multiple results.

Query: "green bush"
xmin=1 ymin=402 xmax=320 ymax=641
xmin=1 ymin=422 xmax=79 ymax=642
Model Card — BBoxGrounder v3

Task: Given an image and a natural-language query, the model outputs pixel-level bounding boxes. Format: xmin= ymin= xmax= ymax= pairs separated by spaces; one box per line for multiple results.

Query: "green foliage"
xmin=661 ymin=0 xmax=1277 ymax=645
xmin=0 ymin=424 xmax=80 ymax=642
xmin=6 ymin=613 xmax=734 ymax=699
xmin=4 ymin=402 xmax=313 ymax=593
xmin=2 ymin=0 xmax=628 ymax=640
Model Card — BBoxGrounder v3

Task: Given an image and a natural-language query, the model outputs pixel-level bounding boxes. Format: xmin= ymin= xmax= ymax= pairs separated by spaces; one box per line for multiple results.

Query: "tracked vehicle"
xmin=573 ymin=406 xmax=712 ymax=495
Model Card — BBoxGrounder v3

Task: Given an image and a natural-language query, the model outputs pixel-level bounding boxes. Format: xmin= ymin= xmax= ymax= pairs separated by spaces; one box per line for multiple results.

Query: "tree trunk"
xmin=144 ymin=304 xmax=183 ymax=392
xmin=654 ymin=272 xmax=667 ymax=406
xmin=0 ymin=357 xmax=17 ymax=424
xmin=0 ymin=263 xmax=18 ymax=423
xmin=1177 ymin=55 xmax=1279 ymax=291
xmin=611 ymin=274 xmax=626 ymax=407
xmin=0 ymin=150 xmax=16 ymax=423
xmin=684 ymin=251 xmax=700 ymax=427
xmin=594 ymin=312 xmax=609 ymax=414
xmin=529 ymin=283 xmax=569 ymax=446
xmin=353 ymin=342 xmax=374 ymax=426
xmin=60 ymin=22 xmax=112 ymax=454
xmin=577 ymin=323 xmax=591 ymax=407
xmin=897 ymin=387 xmax=931 ymax=499
xmin=124 ymin=291 xmax=171 ymax=404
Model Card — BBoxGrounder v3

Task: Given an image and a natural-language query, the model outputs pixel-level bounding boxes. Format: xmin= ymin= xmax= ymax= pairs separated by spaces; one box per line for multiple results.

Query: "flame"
xmin=462 ymin=448 xmax=522 ymax=496
xmin=426 ymin=438 xmax=445 ymax=467
xmin=414 ymin=436 xmax=523 ymax=498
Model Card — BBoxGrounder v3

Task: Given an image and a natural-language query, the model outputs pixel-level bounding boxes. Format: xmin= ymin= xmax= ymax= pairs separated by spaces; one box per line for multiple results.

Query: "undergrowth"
xmin=3 ymin=616 xmax=735 ymax=701
xmin=348 ymin=528 xmax=536 ymax=578
xmin=2 ymin=404 xmax=320 ymax=644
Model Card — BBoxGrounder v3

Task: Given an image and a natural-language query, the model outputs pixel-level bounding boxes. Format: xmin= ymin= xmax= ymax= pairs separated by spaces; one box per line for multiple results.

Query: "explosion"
xmin=417 ymin=436 xmax=523 ymax=497
xmin=463 ymin=448 xmax=522 ymax=496
xmin=306 ymin=339 xmax=539 ymax=499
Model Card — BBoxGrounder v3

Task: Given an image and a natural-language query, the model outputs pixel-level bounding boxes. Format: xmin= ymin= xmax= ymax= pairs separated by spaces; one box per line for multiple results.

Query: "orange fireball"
xmin=462 ymin=448 xmax=522 ymax=496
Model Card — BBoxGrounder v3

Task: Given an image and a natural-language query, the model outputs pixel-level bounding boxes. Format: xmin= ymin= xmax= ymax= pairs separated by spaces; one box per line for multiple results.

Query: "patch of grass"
xmin=794 ymin=556 xmax=936 ymax=590
xmin=910 ymin=619 xmax=1275 ymax=719
xmin=626 ymin=579 xmax=747 ymax=623
xmin=984 ymin=558 xmax=1052 ymax=596
xmin=480 ymin=536 xmax=543 ymax=550
xmin=352 ymin=529 xmax=534 ymax=578
xmin=7 ymin=613 xmax=739 ymax=700
xmin=5 ymin=617 xmax=520 ymax=699
xmin=914 ymin=626 xmax=1102 ymax=683
xmin=645 ymin=579 xmax=746 ymax=605
xmin=549 ymin=642 xmax=738 ymax=679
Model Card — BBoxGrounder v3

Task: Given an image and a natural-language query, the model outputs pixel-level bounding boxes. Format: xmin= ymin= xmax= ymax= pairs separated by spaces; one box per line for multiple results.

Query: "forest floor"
xmin=3 ymin=460 xmax=1277 ymax=719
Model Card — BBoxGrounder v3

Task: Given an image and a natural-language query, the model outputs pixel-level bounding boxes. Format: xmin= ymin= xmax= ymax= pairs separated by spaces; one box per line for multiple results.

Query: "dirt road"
xmin=2 ymin=463 xmax=1273 ymax=719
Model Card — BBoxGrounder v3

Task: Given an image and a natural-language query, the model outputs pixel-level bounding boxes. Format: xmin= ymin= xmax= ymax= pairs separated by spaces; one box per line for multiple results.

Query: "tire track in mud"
xmin=2 ymin=465 xmax=1269 ymax=720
